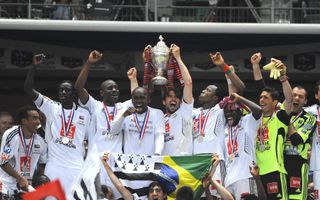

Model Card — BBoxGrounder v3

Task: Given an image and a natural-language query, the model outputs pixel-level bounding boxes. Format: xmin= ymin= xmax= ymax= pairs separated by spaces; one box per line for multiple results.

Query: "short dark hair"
xmin=261 ymin=86 xmax=280 ymax=101
xmin=148 ymin=181 xmax=166 ymax=198
xmin=315 ymin=80 xmax=320 ymax=94
xmin=176 ymin=186 xmax=193 ymax=200
xmin=162 ymin=87 xmax=182 ymax=100
xmin=17 ymin=105 xmax=38 ymax=124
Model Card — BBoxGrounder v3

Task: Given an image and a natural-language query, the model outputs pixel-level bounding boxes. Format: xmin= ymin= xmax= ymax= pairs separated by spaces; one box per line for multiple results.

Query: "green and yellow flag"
xmin=109 ymin=153 xmax=212 ymax=200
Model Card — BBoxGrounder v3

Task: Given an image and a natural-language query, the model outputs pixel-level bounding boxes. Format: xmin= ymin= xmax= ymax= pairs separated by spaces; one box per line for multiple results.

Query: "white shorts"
xmin=44 ymin=163 xmax=81 ymax=196
xmin=226 ymin=178 xmax=256 ymax=200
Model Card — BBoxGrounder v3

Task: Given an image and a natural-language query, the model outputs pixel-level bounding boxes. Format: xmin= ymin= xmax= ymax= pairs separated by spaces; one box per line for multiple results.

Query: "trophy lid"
xmin=153 ymin=35 xmax=169 ymax=54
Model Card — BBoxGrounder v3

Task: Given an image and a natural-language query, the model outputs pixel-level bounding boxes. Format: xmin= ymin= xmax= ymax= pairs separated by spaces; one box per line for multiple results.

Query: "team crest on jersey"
xmin=267 ymin=182 xmax=279 ymax=194
xmin=290 ymin=177 xmax=301 ymax=188
xmin=3 ymin=145 xmax=11 ymax=154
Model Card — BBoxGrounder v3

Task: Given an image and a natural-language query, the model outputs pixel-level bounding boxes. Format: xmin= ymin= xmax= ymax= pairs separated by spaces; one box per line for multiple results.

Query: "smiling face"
xmin=22 ymin=110 xmax=41 ymax=134
xmin=292 ymin=87 xmax=307 ymax=114
xmin=58 ymin=82 xmax=75 ymax=105
xmin=163 ymin=90 xmax=181 ymax=114
xmin=100 ymin=80 xmax=119 ymax=105
xmin=132 ymin=87 xmax=148 ymax=114
xmin=198 ymin=85 xmax=218 ymax=105
xmin=259 ymin=91 xmax=278 ymax=116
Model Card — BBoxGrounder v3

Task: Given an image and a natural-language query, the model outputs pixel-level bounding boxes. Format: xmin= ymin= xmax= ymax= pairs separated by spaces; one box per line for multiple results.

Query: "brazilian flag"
xmin=111 ymin=153 xmax=212 ymax=200
xmin=158 ymin=154 xmax=212 ymax=199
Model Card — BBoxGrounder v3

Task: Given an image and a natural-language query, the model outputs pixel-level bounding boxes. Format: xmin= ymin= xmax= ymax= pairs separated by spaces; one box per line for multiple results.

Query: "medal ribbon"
xmin=227 ymin=125 xmax=239 ymax=155
xmin=19 ymin=126 xmax=34 ymax=170
xmin=290 ymin=110 xmax=303 ymax=124
xmin=199 ymin=108 xmax=212 ymax=136
xmin=60 ymin=105 xmax=75 ymax=138
xmin=103 ymin=102 xmax=117 ymax=130
xmin=258 ymin=113 xmax=274 ymax=145
xmin=133 ymin=109 xmax=150 ymax=142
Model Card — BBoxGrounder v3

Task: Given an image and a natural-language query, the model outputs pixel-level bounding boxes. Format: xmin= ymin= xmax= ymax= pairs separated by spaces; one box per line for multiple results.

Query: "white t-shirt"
xmin=305 ymin=104 xmax=320 ymax=171
xmin=192 ymin=104 xmax=225 ymax=156
xmin=162 ymin=100 xmax=193 ymax=156
xmin=221 ymin=114 xmax=260 ymax=187
xmin=34 ymin=93 xmax=91 ymax=193
xmin=0 ymin=126 xmax=47 ymax=194
xmin=110 ymin=107 xmax=165 ymax=155
xmin=81 ymin=95 xmax=131 ymax=153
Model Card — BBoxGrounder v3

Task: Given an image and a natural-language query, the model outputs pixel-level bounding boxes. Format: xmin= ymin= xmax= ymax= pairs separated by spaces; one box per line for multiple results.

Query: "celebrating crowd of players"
xmin=0 ymin=45 xmax=319 ymax=200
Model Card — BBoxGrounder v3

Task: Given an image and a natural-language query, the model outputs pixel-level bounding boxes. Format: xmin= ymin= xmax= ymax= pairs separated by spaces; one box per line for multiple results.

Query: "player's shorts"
xmin=260 ymin=171 xmax=288 ymax=200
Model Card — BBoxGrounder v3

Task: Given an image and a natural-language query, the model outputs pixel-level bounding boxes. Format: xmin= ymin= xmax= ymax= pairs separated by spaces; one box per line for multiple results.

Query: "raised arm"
xmin=101 ymin=153 xmax=133 ymax=200
xmin=273 ymin=58 xmax=293 ymax=115
xmin=74 ymin=50 xmax=103 ymax=104
xmin=210 ymin=52 xmax=245 ymax=95
xmin=225 ymin=66 xmax=237 ymax=95
xmin=170 ymin=44 xmax=193 ymax=104
xmin=202 ymin=154 xmax=234 ymax=200
xmin=251 ymin=52 xmax=266 ymax=91
xmin=127 ymin=67 xmax=138 ymax=94
xmin=24 ymin=54 xmax=45 ymax=101
xmin=230 ymin=93 xmax=262 ymax=120
xmin=110 ymin=107 xmax=136 ymax=136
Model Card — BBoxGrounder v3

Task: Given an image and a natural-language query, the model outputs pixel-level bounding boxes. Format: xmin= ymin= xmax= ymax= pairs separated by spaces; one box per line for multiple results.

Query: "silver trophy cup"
xmin=150 ymin=35 xmax=170 ymax=85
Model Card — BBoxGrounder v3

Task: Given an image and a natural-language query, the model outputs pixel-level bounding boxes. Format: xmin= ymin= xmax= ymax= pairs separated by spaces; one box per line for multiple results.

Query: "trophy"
xmin=143 ymin=35 xmax=184 ymax=89
xmin=150 ymin=35 xmax=169 ymax=85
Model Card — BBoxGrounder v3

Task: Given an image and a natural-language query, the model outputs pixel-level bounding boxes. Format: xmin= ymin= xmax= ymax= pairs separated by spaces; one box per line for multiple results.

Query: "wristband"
xmin=279 ymin=75 xmax=288 ymax=83
xmin=223 ymin=64 xmax=230 ymax=73
xmin=226 ymin=68 xmax=233 ymax=74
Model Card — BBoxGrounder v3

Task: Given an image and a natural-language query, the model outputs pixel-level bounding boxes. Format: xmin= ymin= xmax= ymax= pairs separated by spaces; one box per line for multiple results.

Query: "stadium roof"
xmin=1 ymin=20 xmax=320 ymax=51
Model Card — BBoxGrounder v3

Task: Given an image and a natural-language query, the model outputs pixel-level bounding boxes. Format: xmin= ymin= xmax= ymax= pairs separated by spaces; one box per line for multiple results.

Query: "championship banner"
xmin=108 ymin=153 xmax=212 ymax=200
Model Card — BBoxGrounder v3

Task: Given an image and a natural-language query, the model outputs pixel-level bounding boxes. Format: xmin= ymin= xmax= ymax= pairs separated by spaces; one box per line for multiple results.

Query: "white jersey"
xmin=0 ymin=126 xmax=47 ymax=194
xmin=110 ymin=107 xmax=165 ymax=155
xmin=34 ymin=93 xmax=91 ymax=193
xmin=221 ymin=114 xmax=259 ymax=187
xmin=305 ymin=104 xmax=320 ymax=171
xmin=162 ymin=100 xmax=193 ymax=156
xmin=81 ymin=95 xmax=131 ymax=153
xmin=192 ymin=104 xmax=225 ymax=156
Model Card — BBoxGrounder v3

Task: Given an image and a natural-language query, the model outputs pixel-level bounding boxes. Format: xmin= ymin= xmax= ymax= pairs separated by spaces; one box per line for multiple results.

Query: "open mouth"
xmin=227 ymin=116 xmax=234 ymax=126
xmin=169 ymin=101 xmax=177 ymax=108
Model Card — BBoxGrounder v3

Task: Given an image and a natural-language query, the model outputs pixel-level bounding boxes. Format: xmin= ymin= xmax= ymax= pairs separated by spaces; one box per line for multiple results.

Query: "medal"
xmin=258 ymin=144 xmax=265 ymax=151
xmin=228 ymin=153 xmax=235 ymax=163
xmin=18 ymin=127 xmax=34 ymax=173
xmin=60 ymin=105 xmax=75 ymax=145
xmin=103 ymin=102 xmax=117 ymax=131
xmin=107 ymin=133 xmax=113 ymax=140
xmin=133 ymin=109 xmax=150 ymax=143
xmin=198 ymin=135 xmax=203 ymax=143
xmin=199 ymin=108 xmax=212 ymax=139
xmin=62 ymin=137 xmax=70 ymax=144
